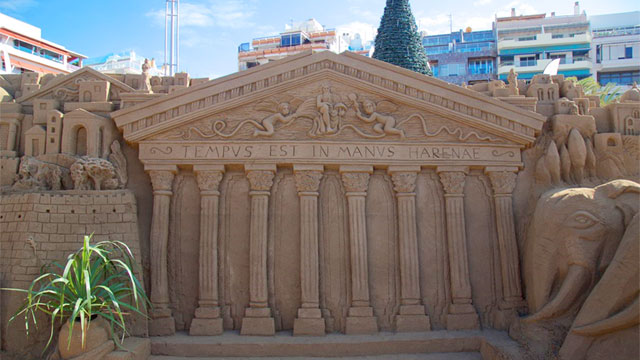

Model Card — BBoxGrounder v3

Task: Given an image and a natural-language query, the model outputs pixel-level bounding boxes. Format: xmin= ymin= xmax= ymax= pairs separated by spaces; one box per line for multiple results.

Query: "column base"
xmin=241 ymin=307 xmax=275 ymax=336
xmin=149 ymin=316 xmax=176 ymax=336
xmin=345 ymin=307 xmax=378 ymax=334
xmin=395 ymin=314 xmax=431 ymax=332
xmin=189 ymin=317 xmax=223 ymax=336
xmin=446 ymin=312 xmax=479 ymax=330
xmin=293 ymin=317 xmax=326 ymax=336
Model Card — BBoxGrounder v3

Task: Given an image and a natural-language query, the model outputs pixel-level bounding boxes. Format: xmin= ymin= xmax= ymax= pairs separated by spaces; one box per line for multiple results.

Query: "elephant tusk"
xmin=572 ymin=297 xmax=639 ymax=336
xmin=524 ymin=264 xmax=591 ymax=323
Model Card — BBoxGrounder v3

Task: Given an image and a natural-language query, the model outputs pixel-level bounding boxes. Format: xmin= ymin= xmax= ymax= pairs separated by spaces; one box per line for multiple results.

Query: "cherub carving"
xmin=348 ymin=94 xmax=405 ymax=138
xmin=253 ymin=101 xmax=297 ymax=136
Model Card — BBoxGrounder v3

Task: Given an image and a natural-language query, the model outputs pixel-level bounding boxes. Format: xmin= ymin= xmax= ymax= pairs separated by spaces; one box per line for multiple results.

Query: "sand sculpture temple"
xmin=0 ymin=51 xmax=638 ymax=359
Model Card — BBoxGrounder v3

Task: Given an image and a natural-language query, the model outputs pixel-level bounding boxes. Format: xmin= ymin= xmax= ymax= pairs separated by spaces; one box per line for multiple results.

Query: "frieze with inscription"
xmin=141 ymin=141 xmax=521 ymax=165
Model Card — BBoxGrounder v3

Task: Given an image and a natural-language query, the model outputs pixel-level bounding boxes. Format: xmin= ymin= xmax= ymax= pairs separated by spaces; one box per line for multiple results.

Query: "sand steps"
xmin=148 ymin=330 xmax=523 ymax=359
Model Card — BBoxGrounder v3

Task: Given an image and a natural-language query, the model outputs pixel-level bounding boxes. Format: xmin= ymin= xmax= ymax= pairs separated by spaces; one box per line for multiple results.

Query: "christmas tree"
xmin=373 ymin=0 xmax=432 ymax=76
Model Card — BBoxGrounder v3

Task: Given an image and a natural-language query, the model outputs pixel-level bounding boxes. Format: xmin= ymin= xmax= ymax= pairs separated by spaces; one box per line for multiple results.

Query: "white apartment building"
xmin=590 ymin=11 xmax=640 ymax=88
xmin=0 ymin=12 xmax=85 ymax=74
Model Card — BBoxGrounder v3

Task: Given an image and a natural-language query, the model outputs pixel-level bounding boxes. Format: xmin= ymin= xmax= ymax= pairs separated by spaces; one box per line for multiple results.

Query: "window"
xmin=519 ymin=56 xmax=536 ymax=67
xmin=468 ymin=58 xmax=494 ymax=75
xmin=552 ymin=34 xmax=564 ymax=39
xmin=599 ymin=71 xmax=640 ymax=86
xmin=625 ymin=46 xmax=633 ymax=59
xmin=549 ymin=54 xmax=567 ymax=64
xmin=280 ymin=33 xmax=302 ymax=47
xmin=518 ymin=36 xmax=535 ymax=41
xmin=437 ymin=63 xmax=466 ymax=77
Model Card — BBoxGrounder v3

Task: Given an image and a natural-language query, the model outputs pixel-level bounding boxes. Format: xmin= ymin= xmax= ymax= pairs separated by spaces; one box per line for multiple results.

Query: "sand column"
xmin=437 ymin=166 xmax=479 ymax=330
xmin=293 ymin=165 xmax=325 ymax=336
xmin=340 ymin=165 xmax=378 ymax=334
xmin=190 ymin=165 xmax=225 ymax=335
xmin=241 ymin=165 xmax=276 ymax=335
xmin=388 ymin=166 xmax=431 ymax=332
xmin=147 ymin=166 xmax=177 ymax=336
xmin=486 ymin=167 xmax=524 ymax=307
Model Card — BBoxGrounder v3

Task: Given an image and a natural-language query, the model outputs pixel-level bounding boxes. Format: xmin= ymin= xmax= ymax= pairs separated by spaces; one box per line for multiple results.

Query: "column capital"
xmin=246 ymin=170 xmax=275 ymax=192
xmin=195 ymin=170 xmax=224 ymax=192
xmin=390 ymin=172 xmax=418 ymax=194
xmin=438 ymin=171 xmax=467 ymax=195
xmin=486 ymin=171 xmax=517 ymax=195
xmin=149 ymin=170 xmax=176 ymax=192
xmin=294 ymin=170 xmax=323 ymax=193
xmin=341 ymin=172 xmax=370 ymax=193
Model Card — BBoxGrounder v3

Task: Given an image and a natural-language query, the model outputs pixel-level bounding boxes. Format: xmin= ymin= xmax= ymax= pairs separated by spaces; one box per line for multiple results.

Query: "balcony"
xmin=498 ymin=32 xmax=591 ymax=53
xmin=498 ymin=57 xmax=593 ymax=77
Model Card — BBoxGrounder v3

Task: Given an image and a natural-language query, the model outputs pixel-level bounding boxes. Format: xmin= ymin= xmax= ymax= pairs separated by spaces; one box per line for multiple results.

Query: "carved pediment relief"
xmin=114 ymin=51 xmax=545 ymax=146
xmin=150 ymin=81 xmax=509 ymax=144
xmin=17 ymin=67 xmax=134 ymax=104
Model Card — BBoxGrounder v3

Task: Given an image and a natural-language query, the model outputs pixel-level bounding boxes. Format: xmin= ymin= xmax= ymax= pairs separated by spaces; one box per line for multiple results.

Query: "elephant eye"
xmin=567 ymin=211 xmax=600 ymax=229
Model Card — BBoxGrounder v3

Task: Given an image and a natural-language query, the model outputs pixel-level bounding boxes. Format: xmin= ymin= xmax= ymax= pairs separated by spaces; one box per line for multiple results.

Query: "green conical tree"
xmin=373 ymin=0 xmax=432 ymax=76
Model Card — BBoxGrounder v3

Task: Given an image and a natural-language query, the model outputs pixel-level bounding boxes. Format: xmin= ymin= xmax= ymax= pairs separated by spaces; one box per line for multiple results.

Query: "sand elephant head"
xmin=523 ymin=180 xmax=640 ymax=322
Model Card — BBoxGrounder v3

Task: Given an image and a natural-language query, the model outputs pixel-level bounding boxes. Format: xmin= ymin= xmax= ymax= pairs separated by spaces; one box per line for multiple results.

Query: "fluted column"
xmin=293 ymin=165 xmax=325 ymax=336
xmin=241 ymin=164 xmax=276 ymax=336
xmin=437 ymin=166 xmax=479 ymax=330
xmin=340 ymin=165 xmax=378 ymax=334
xmin=486 ymin=167 xmax=524 ymax=309
xmin=388 ymin=166 xmax=431 ymax=332
xmin=190 ymin=165 xmax=225 ymax=335
xmin=147 ymin=166 xmax=177 ymax=336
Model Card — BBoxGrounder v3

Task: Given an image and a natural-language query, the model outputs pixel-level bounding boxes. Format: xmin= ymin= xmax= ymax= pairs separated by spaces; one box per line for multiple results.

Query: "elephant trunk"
xmin=525 ymin=264 xmax=591 ymax=322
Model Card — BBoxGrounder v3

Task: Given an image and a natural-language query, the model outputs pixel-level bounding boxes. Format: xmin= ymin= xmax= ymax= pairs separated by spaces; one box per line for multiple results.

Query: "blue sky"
xmin=1 ymin=0 xmax=638 ymax=78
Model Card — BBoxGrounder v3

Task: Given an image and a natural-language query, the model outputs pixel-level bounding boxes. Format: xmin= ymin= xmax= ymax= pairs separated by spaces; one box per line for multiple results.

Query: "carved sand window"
xmin=76 ymin=126 xmax=88 ymax=156
xmin=0 ymin=124 xmax=8 ymax=150
xmin=83 ymin=91 xmax=92 ymax=102
xmin=31 ymin=138 xmax=40 ymax=156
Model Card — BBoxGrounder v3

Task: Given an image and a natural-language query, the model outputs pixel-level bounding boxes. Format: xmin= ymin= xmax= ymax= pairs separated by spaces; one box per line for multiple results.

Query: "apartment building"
xmin=423 ymin=28 xmax=497 ymax=85
xmin=590 ymin=11 xmax=640 ymax=88
xmin=238 ymin=19 xmax=345 ymax=71
xmin=495 ymin=3 xmax=592 ymax=81
xmin=0 ymin=12 xmax=85 ymax=74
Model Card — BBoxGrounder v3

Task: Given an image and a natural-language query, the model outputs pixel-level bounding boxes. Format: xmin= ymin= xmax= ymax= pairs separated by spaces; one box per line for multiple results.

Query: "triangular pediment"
xmin=112 ymin=51 xmax=545 ymax=146
xmin=17 ymin=67 xmax=134 ymax=104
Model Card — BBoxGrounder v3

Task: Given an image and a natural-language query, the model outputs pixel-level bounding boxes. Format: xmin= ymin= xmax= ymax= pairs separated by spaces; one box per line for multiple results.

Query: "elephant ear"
xmin=595 ymin=180 xmax=640 ymax=227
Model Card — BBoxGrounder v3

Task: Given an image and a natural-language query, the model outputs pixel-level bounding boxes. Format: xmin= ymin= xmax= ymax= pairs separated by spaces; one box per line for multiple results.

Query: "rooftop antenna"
xmin=164 ymin=0 xmax=180 ymax=76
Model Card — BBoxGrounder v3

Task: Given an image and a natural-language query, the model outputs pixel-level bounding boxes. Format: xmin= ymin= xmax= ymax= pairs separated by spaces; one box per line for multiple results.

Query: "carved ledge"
xmin=438 ymin=171 xmax=466 ymax=195
xmin=294 ymin=171 xmax=323 ymax=193
xmin=341 ymin=172 xmax=370 ymax=193
xmin=391 ymin=172 xmax=417 ymax=193
xmin=487 ymin=171 xmax=517 ymax=195
xmin=247 ymin=170 xmax=275 ymax=191
xmin=149 ymin=170 xmax=175 ymax=192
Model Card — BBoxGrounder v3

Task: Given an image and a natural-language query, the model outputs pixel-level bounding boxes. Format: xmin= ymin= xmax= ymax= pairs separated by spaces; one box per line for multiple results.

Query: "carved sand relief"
xmin=218 ymin=172 xmax=251 ymax=329
xmin=155 ymin=81 xmax=509 ymax=144
xmin=463 ymin=172 xmax=500 ymax=328
xmin=318 ymin=171 xmax=350 ymax=333
xmin=269 ymin=170 xmax=301 ymax=331
xmin=415 ymin=170 xmax=449 ymax=329
xmin=366 ymin=171 xmax=399 ymax=330
xmin=167 ymin=172 xmax=200 ymax=330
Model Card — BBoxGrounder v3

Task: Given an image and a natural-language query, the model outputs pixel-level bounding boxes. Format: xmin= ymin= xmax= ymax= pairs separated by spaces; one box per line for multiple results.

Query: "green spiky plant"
xmin=566 ymin=76 xmax=624 ymax=106
xmin=4 ymin=234 xmax=150 ymax=354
